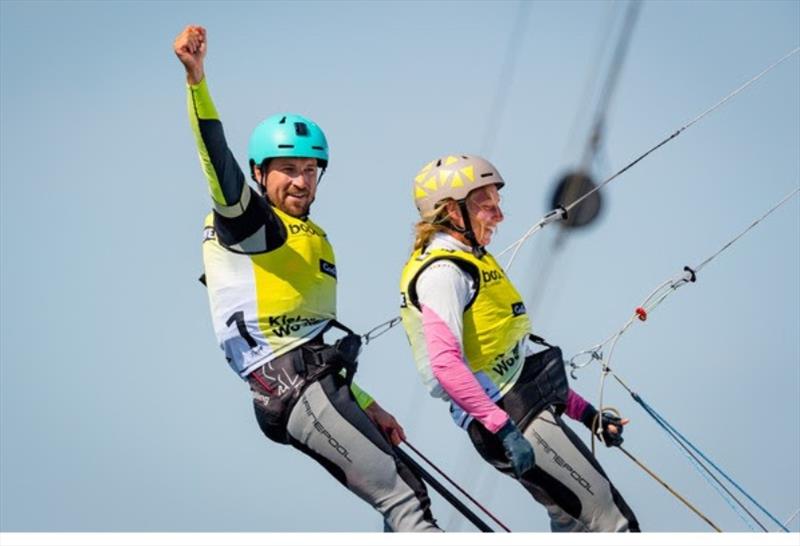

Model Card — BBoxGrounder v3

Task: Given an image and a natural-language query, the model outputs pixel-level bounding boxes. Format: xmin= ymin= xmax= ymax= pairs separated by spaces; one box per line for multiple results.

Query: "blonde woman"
xmin=399 ymin=155 xmax=639 ymax=532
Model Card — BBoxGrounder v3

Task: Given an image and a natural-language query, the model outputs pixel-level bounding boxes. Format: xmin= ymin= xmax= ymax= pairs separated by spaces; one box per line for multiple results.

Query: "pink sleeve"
xmin=422 ymin=304 xmax=510 ymax=433
xmin=564 ymin=388 xmax=590 ymax=421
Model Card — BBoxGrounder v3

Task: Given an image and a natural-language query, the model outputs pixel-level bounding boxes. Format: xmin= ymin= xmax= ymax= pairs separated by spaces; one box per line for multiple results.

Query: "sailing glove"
xmin=496 ymin=419 xmax=535 ymax=477
xmin=580 ymin=406 xmax=625 ymax=447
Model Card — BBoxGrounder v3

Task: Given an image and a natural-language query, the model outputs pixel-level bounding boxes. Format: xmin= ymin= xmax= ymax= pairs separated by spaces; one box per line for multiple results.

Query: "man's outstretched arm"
xmin=174 ymin=25 xmax=248 ymax=213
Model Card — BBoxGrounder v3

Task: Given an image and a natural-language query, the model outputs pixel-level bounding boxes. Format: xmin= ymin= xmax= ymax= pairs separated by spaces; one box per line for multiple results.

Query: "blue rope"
xmin=662 ymin=418 xmax=757 ymax=531
xmin=631 ymin=392 xmax=790 ymax=532
xmin=634 ymin=395 xmax=758 ymax=531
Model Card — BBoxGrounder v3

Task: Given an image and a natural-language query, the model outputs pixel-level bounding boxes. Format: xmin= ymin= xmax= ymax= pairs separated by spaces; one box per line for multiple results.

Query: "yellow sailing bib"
xmin=400 ymin=247 xmax=532 ymax=400
xmin=202 ymin=206 xmax=337 ymax=377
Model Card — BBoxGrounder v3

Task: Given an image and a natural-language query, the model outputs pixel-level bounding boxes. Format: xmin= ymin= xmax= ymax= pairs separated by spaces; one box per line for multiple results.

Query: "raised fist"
xmin=173 ymin=25 xmax=206 ymax=85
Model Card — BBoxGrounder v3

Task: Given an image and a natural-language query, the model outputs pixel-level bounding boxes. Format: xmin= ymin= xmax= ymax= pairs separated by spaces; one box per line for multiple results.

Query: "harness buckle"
xmin=300 ymin=328 xmax=362 ymax=385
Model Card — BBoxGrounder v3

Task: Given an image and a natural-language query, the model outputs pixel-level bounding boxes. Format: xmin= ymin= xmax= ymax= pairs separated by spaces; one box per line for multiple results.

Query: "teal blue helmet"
xmin=248 ymin=113 xmax=329 ymax=180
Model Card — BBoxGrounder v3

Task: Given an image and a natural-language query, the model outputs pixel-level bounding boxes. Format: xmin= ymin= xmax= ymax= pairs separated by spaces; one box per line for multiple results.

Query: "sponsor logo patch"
xmin=268 ymin=314 xmax=325 ymax=337
xmin=511 ymin=301 xmax=527 ymax=316
xmin=301 ymin=397 xmax=353 ymax=463
xmin=202 ymin=226 xmax=216 ymax=242
xmin=320 ymin=259 xmax=337 ymax=279
xmin=532 ymin=430 xmax=595 ymax=495
xmin=289 ymin=223 xmax=321 ymax=237
xmin=481 ymin=268 xmax=504 ymax=283
xmin=491 ymin=343 xmax=520 ymax=376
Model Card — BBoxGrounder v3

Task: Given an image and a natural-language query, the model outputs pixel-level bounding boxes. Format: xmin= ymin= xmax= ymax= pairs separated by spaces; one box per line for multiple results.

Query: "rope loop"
xmin=568 ymin=349 xmax=603 ymax=379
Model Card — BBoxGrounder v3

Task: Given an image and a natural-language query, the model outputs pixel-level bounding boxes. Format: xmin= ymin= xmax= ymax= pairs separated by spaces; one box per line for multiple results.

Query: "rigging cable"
xmin=784 ymin=508 xmax=800 ymax=528
xmin=616 ymin=443 xmax=723 ymax=531
xmin=355 ymin=46 xmax=799 ymax=344
xmin=589 ymin=187 xmax=799 ymax=421
xmin=527 ymin=0 xmax=641 ymax=315
xmin=579 ymin=0 xmax=642 ymax=172
xmin=481 ymin=0 xmax=533 ymax=157
xmin=571 ymin=404 xmax=722 ymax=531
xmin=500 ymin=46 xmax=800 ymax=271
xmin=569 ymin=186 xmax=800 ymax=378
xmin=559 ymin=1 xmax=620 ymax=167
xmin=568 ymin=187 xmax=799 ymax=531
xmin=614 ymin=373 xmax=788 ymax=532
xmin=394 ymin=446 xmax=497 ymax=532
xmin=403 ymin=440 xmax=513 ymax=532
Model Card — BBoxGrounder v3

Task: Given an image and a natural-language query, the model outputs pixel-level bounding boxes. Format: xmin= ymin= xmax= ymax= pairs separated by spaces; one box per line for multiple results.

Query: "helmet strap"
xmin=258 ymin=160 xmax=274 ymax=204
xmin=457 ymin=199 xmax=486 ymax=258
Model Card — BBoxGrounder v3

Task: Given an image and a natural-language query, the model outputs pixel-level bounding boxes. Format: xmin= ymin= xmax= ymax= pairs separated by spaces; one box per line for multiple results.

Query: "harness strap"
xmin=300 ymin=319 xmax=362 ymax=385
xmin=528 ymin=333 xmax=554 ymax=348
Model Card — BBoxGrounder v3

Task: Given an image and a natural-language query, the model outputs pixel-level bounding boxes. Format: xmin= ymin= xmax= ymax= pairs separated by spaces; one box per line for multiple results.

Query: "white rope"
xmin=695 ymin=187 xmax=800 ymax=273
xmin=565 ymin=47 xmax=800 ymax=218
xmin=569 ymin=186 xmax=799 ymax=379
xmin=500 ymin=46 xmax=800 ymax=271
xmin=680 ymin=47 xmax=800 ymax=136
xmin=784 ymin=507 xmax=800 ymax=528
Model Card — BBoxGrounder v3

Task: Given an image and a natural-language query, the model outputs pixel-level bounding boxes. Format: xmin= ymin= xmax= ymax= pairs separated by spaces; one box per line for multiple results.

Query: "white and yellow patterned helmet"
xmin=412 ymin=154 xmax=505 ymax=216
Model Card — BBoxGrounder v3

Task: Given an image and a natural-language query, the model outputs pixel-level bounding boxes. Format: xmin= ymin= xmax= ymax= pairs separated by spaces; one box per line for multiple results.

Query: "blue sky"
xmin=1 ymin=0 xmax=798 ymax=534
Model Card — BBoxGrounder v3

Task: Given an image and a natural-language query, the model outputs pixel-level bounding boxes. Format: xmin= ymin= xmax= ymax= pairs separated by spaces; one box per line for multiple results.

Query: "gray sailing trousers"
xmin=280 ymin=374 xmax=441 ymax=532
xmin=469 ymin=409 xmax=639 ymax=532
